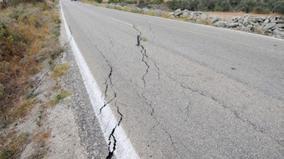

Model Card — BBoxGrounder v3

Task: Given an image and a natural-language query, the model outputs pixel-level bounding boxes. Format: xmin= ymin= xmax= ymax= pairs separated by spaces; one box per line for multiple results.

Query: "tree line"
xmin=167 ymin=0 xmax=284 ymax=14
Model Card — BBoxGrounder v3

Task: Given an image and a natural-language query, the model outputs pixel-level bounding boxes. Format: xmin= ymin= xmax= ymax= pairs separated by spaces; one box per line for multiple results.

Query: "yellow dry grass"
xmin=51 ymin=63 xmax=70 ymax=79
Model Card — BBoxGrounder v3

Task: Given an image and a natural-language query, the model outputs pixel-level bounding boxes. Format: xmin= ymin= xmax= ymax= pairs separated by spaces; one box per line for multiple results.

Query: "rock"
xmin=273 ymin=29 xmax=284 ymax=38
xmin=263 ymin=22 xmax=276 ymax=31
xmin=250 ymin=17 xmax=264 ymax=23
xmin=269 ymin=16 xmax=284 ymax=23
xmin=247 ymin=24 xmax=254 ymax=31
xmin=213 ymin=21 xmax=228 ymax=28
xmin=181 ymin=9 xmax=191 ymax=17
xmin=276 ymin=23 xmax=284 ymax=31
xmin=173 ymin=9 xmax=183 ymax=17
xmin=243 ymin=15 xmax=250 ymax=26
xmin=276 ymin=23 xmax=284 ymax=27
xmin=231 ymin=16 xmax=240 ymax=23
xmin=262 ymin=18 xmax=270 ymax=27
xmin=209 ymin=16 xmax=220 ymax=24
xmin=227 ymin=22 xmax=239 ymax=28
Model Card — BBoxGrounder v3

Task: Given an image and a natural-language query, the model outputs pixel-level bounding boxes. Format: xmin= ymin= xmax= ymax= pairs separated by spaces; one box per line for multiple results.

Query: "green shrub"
xmin=214 ymin=1 xmax=231 ymax=11
xmin=252 ymin=6 xmax=270 ymax=14
xmin=95 ymin=0 xmax=102 ymax=3
xmin=237 ymin=0 xmax=257 ymax=13
xmin=166 ymin=0 xmax=281 ymax=13
xmin=273 ymin=1 xmax=284 ymax=14
xmin=150 ymin=0 xmax=163 ymax=4
xmin=167 ymin=0 xmax=197 ymax=10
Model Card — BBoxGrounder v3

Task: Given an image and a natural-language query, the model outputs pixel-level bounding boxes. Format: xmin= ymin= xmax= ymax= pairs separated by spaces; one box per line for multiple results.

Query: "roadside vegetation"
xmin=167 ymin=0 xmax=284 ymax=14
xmin=0 ymin=0 xmax=63 ymax=158
xmin=91 ymin=0 xmax=284 ymax=14
xmin=83 ymin=0 xmax=284 ymax=39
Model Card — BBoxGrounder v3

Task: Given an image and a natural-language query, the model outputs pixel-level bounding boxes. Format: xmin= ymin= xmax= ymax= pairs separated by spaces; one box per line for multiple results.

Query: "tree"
xmin=273 ymin=1 xmax=284 ymax=13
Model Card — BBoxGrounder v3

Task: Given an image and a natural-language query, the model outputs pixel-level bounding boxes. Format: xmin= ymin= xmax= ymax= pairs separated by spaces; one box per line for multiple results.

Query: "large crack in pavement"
xmin=98 ymin=24 xmax=161 ymax=158
xmin=135 ymin=26 xmax=150 ymax=87
xmin=91 ymin=44 xmax=123 ymax=159
xmin=132 ymin=24 xmax=183 ymax=156
xmin=106 ymin=103 xmax=123 ymax=159
xmin=133 ymin=25 xmax=161 ymax=86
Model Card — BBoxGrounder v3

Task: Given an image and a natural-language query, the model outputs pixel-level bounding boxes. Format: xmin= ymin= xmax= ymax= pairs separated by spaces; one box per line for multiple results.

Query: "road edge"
xmin=59 ymin=1 xmax=140 ymax=159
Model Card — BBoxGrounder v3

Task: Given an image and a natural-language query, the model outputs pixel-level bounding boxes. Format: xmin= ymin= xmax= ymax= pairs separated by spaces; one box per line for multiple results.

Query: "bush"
xmin=109 ymin=0 xmax=120 ymax=3
xmin=166 ymin=0 xmax=282 ymax=13
xmin=214 ymin=1 xmax=231 ymax=11
xmin=252 ymin=6 xmax=270 ymax=14
xmin=150 ymin=0 xmax=163 ymax=4
xmin=238 ymin=0 xmax=257 ymax=13
xmin=273 ymin=1 xmax=284 ymax=14
xmin=167 ymin=0 xmax=198 ymax=10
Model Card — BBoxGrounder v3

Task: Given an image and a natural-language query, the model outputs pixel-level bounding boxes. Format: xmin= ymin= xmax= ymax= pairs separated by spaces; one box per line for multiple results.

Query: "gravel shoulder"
xmin=58 ymin=23 xmax=108 ymax=159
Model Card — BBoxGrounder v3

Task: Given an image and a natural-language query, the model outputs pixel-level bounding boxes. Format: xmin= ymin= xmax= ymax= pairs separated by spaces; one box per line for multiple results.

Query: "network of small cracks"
xmin=167 ymin=74 xmax=283 ymax=147
xmin=137 ymin=90 xmax=182 ymax=158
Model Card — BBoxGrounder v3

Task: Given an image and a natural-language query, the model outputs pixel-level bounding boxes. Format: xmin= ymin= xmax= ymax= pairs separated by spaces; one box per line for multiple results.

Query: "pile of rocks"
xmin=226 ymin=16 xmax=284 ymax=38
xmin=171 ymin=9 xmax=208 ymax=20
xmin=171 ymin=9 xmax=284 ymax=39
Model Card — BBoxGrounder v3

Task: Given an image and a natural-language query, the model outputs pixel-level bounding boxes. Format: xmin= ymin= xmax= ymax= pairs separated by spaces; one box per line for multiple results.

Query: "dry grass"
xmin=51 ymin=63 xmax=70 ymax=79
xmin=8 ymin=98 xmax=36 ymax=122
xmin=33 ymin=130 xmax=50 ymax=143
xmin=0 ymin=133 xmax=29 ymax=159
xmin=0 ymin=1 xmax=61 ymax=158
xmin=0 ymin=0 xmax=62 ymax=125
xmin=48 ymin=89 xmax=71 ymax=107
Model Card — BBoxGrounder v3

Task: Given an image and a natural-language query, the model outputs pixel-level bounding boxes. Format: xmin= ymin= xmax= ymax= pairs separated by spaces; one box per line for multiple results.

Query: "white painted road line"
xmin=60 ymin=2 xmax=140 ymax=159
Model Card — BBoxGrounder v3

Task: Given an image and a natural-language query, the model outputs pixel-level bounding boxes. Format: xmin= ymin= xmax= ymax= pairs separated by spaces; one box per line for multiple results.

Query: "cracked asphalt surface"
xmin=61 ymin=0 xmax=284 ymax=158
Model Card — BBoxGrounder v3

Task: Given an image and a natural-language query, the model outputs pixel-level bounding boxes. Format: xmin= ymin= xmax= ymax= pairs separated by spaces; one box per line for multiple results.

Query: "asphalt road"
xmin=61 ymin=1 xmax=284 ymax=158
